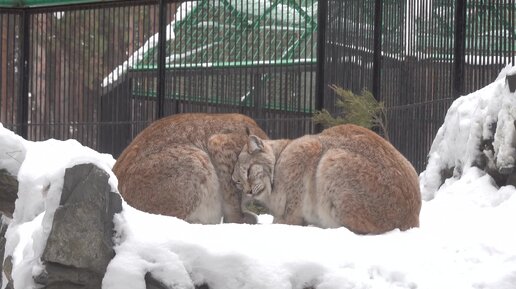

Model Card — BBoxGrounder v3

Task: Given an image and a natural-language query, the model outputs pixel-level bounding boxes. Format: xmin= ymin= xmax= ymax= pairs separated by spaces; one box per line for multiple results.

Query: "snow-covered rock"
xmin=420 ymin=64 xmax=516 ymax=200
xmin=0 ymin=127 xmax=116 ymax=289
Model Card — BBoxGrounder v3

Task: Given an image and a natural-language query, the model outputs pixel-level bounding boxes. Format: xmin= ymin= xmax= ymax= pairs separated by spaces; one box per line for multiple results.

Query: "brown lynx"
xmin=232 ymin=124 xmax=421 ymax=234
xmin=113 ymin=113 xmax=268 ymax=224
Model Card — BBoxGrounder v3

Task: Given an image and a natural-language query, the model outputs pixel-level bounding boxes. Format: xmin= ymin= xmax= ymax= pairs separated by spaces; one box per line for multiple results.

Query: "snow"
xmin=53 ymin=12 xmax=64 ymax=20
xmin=0 ymin=124 xmax=26 ymax=176
xmin=2 ymin=64 xmax=516 ymax=289
xmin=420 ymin=63 xmax=516 ymax=200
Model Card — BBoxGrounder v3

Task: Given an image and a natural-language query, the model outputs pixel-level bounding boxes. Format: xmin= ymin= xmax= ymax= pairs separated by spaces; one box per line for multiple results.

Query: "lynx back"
xmin=114 ymin=113 xmax=268 ymax=224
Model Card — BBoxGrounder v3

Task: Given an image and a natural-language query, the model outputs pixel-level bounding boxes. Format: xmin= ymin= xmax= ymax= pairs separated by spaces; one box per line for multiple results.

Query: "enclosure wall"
xmin=1 ymin=0 xmax=515 ymax=172
xmin=322 ymin=0 xmax=515 ymax=171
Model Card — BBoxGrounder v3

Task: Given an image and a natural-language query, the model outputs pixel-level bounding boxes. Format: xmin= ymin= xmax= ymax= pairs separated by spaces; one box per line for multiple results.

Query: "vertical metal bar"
xmin=33 ymin=12 xmax=39 ymax=140
xmin=156 ymin=0 xmax=167 ymax=119
xmin=510 ymin=0 xmax=514 ymax=65
xmin=18 ymin=9 xmax=30 ymax=139
xmin=480 ymin=0 xmax=485 ymax=87
xmin=175 ymin=3 xmax=181 ymax=114
xmin=10 ymin=14 xmax=15 ymax=128
xmin=314 ymin=0 xmax=327 ymax=133
xmin=454 ymin=0 xmax=466 ymax=97
xmin=0 ymin=15 xmax=3 ymax=124
xmin=0 ymin=15 xmax=4 ymax=125
xmin=372 ymin=0 xmax=382 ymax=102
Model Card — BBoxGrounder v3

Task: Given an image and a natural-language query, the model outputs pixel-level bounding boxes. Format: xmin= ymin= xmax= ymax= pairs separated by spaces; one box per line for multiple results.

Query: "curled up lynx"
xmin=232 ymin=124 xmax=422 ymax=234
xmin=113 ymin=113 xmax=268 ymax=224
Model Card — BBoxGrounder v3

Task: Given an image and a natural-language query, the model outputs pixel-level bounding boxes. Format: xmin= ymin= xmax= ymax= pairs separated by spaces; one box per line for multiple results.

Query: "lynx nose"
xmin=232 ymin=174 xmax=243 ymax=190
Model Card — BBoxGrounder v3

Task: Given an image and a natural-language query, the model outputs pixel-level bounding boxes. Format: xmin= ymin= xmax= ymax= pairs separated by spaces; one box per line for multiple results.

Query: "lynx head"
xmin=232 ymin=134 xmax=275 ymax=200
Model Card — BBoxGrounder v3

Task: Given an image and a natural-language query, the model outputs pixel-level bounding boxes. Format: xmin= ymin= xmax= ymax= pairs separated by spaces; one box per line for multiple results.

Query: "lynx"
xmin=113 ymin=113 xmax=268 ymax=224
xmin=232 ymin=124 xmax=421 ymax=234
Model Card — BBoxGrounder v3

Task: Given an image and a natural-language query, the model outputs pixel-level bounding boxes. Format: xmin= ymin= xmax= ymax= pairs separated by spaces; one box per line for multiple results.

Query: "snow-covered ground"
xmin=2 ymin=65 xmax=516 ymax=289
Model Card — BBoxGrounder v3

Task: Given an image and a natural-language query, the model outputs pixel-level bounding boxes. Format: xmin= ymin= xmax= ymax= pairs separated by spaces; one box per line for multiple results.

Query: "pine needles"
xmin=313 ymin=85 xmax=389 ymax=141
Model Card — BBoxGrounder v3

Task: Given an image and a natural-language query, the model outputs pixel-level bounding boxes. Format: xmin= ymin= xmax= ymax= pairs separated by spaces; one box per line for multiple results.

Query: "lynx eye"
xmin=232 ymin=173 xmax=243 ymax=190
xmin=246 ymin=166 xmax=252 ymax=179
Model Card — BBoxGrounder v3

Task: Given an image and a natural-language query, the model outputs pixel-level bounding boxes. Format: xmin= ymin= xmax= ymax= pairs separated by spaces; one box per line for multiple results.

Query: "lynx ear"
xmin=248 ymin=135 xmax=264 ymax=154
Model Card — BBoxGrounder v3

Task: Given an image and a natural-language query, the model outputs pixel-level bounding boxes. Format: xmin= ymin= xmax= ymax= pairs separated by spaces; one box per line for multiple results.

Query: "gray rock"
xmin=34 ymin=262 xmax=101 ymax=289
xmin=145 ymin=273 xmax=210 ymax=289
xmin=3 ymin=255 xmax=13 ymax=289
xmin=145 ymin=273 xmax=169 ymax=289
xmin=37 ymin=163 xmax=122 ymax=289
xmin=0 ymin=217 xmax=9 ymax=288
xmin=0 ymin=169 xmax=17 ymax=218
xmin=506 ymin=172 xmax=516 ymax=188
xmin=507 ymin=73 xmax=516 ymax=93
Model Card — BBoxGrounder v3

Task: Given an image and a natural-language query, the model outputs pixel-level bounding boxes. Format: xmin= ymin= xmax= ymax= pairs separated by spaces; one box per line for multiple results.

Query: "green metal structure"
xmin=129 ymin=0 xmax=318 ymax=113
xmin=134 ymin=0 xmax=317 ymax=70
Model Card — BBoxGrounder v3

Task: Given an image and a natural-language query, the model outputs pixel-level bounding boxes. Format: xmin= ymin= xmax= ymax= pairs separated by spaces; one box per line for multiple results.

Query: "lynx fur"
xmin=232 ymin=124 xmax=421 ymax=234
xmin=113 ymin=113 xmax=268 ymax=224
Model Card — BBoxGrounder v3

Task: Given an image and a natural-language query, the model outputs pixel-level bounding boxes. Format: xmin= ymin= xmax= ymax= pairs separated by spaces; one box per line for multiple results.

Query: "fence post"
xmin=18 ymin=9 xmax=30 ymax=139
xmin=453 ymin=0 xmax=466 ymax=98
xmin=372 ymin=0 xmax=383 ymax=101
xmin=156 ymin=0 xmax=167 ymax=119
xmin=315 ymin=0 xmax=328 ymax=133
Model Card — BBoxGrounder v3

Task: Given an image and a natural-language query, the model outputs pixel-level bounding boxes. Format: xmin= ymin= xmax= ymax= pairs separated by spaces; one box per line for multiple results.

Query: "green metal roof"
xmin=124 ymin=0 xmax=318 ymax=114
xmin=132 ymin=0 xmax=318 ymax=71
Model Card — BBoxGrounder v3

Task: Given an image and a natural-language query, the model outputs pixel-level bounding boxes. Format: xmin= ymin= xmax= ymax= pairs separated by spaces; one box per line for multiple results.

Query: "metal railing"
xmin=1 ymin=0 xmax=514 ymax=172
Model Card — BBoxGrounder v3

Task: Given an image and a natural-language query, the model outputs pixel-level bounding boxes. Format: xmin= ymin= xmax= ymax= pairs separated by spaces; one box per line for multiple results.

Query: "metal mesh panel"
xmin=322 ymin=0 xmax=515 ymax=172
xmin=128 ymin=0 xmax=317 ymax=141
xmin=0 ymin=11 xmax=21 ymax=132
xmin=1 ymin=0 xmax=515 ymax=169
xmin=381 ymin=0 xmax=456 ymax=172
xmin=25 ymin=3 xmax=161 ymax=156
xmin=323 ymin=0 xmax=375 ymax=114
xmin=100 ymin=0 xmax=317 ymax=147
xmin=463 ymin=0 xmax=515 ymax=92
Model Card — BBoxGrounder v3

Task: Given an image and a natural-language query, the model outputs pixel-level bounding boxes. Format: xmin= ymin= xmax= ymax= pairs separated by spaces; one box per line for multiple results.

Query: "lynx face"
xmin=232 ymin=135 xmax=274 ymax=200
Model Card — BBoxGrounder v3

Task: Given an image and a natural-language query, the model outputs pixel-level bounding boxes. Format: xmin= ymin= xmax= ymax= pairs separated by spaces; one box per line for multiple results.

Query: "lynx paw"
xmin=243 ymin=211 xmax=258 ymax=224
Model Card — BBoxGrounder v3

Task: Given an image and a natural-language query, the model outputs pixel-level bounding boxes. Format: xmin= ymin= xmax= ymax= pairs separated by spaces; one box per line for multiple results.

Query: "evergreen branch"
xmin=312 ymin=85 xmax=390 ymax=140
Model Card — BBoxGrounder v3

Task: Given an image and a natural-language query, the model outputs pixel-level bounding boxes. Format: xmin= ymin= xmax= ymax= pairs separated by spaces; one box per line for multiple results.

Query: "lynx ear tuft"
xmin=248 ymin=135 xmax=264 ymax=154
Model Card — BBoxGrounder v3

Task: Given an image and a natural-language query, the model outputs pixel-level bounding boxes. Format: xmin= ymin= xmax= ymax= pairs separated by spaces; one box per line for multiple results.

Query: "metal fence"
xmin=1 ymin=0 xmax=515 ymax=172
xmin=322 ymin=0 xmax=515 ymax=171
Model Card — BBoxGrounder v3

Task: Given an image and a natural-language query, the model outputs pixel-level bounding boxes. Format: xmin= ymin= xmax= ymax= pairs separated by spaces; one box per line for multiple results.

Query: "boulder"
xmin=1 ymin=218 xmax=11 ymax=289
xmin=145 ymin=273 xmax=169 ymax=289
xmin=0 ymin=169 xmax=17 ymax=218
xmin=35 ymin=163 xmax=122 ymax=289
xmin=145 ymin=272 xmax=210 ymax=289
